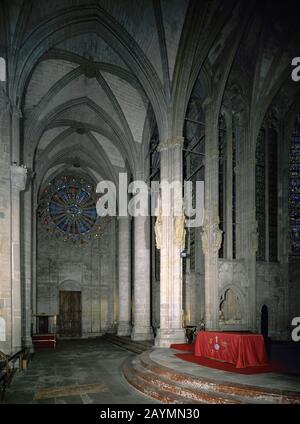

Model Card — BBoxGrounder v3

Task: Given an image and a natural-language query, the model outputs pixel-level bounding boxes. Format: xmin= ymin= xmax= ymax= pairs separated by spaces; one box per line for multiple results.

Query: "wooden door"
xmin=59 ymin=291 xmax=81 ymax=337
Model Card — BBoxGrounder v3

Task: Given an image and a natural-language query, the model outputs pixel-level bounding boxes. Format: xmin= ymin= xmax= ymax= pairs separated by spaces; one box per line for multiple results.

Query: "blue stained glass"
xmin=289 ymin=113 xmax=300 ymax=259
xmin=256 ymin=128 xmax=266 ymax=261
xmin=38 ymin=175 xmax=102 ymax=243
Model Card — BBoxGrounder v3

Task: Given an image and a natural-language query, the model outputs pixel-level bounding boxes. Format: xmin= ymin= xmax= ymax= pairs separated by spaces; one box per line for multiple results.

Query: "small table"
xmin=194 ymin=331 xmax=269 ymax=368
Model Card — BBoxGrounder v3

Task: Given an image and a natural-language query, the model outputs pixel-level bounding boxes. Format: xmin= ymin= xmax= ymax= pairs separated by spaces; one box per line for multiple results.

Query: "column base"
xmin=22 ymin=336 xmax=34 ymax=353
xmin=117 ymin=322 xmax=132 ymax=337
xmin=155 ymin=328 xmax=186 ymax=347
xmin=131 ymin=326 xmax=153 ymax=341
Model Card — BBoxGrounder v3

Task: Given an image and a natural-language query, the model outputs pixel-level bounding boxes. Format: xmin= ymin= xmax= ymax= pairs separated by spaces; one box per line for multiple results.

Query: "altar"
xmin=32 ymin=314 xmax=57 ymax=349
xmin=194 ymin=331 xmax=269 ymax=368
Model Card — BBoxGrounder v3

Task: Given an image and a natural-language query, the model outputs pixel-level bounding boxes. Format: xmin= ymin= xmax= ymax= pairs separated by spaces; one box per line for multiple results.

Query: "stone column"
xmin=241 ymin=121 xmax=258 ymax=331
xmin=0 ymin=89 xmax=12 ymax=354
xmin=202 ymin=210 xmax=222 ymax=330
xmin=131 ymin=215 xmax=153 ymax=340
xmin=225 ymin=114 xmax=233 ymax=259
xmin=22 ymin=176 xmax=33 ymax=349
xmin=201 ymin=101 xmax=223 ymax=330
xmin=155 ymin=137 xmax=186 ymax=347
xmin=117 ymin=216 xmax=132 ymax=336
xmin=10 ymin=164 xmax=28 ymax=351
xmin=235 ymin=116 xmax=256 ymax=330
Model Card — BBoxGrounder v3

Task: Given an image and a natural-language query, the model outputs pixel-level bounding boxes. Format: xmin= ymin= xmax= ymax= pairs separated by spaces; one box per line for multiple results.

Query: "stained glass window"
xmin=218 ymin=114 xmax=226 ymax=259
xmin=255 ymin=128 xmax=266 ymax=261
xmin=256 ymin=126 xmax=279 ymax=262
xmin=183 ymin=103 xmax=205 ymax=272
xmin=38 ymin=175 xmax=102 ymax=243
xmin=268 ymin=126 xmax=278 ymax=262
xmin=232 ymin=127 xmax=237 ymax=259
xmin=289 ymin=113 xmax=300 ymax=259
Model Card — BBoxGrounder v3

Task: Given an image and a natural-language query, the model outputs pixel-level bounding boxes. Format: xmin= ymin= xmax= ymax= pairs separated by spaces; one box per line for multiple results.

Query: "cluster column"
xmin=22 ymin=176 xmax=34 ymax=349
xmin=201 ymin=101 xmax=223 ymax=330
xmin=10 ymin=164 xmax=28 ymax=351
xmin=0 ymin=91 xmax=12 ymax=353
xmin=155 ymin=137 xmax=186 ymax=347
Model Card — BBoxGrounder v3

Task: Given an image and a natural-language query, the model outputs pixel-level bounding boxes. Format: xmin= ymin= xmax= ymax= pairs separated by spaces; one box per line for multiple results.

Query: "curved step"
xmin=123 ymin=350 xmax=300 ymax=404
xmin=123 ymin=357 xmax=196 ymax=404
xmin=123 ymin=355 xmax=243 ymax=404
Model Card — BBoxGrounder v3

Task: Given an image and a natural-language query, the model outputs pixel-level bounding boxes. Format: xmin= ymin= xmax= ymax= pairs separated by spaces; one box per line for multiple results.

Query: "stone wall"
xmin=256 ymin=262 xmax=289 ymax=340
xmin=36 ymin=217 xmax=117 ymax=337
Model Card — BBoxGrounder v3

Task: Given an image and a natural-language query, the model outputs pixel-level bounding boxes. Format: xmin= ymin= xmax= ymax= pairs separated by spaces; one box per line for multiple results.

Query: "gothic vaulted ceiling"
xmin=1 ymin=0 xmax=299 ymax=192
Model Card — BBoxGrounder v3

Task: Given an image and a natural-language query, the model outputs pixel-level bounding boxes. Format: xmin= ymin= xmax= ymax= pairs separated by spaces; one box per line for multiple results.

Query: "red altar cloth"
xmin=194 ymin=331 xmax=269 ymax=368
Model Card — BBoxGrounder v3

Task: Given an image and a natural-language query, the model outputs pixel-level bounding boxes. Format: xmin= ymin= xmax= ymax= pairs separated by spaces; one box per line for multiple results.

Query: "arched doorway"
xmin=261 ymin=304 xmax=269 ymax=338
xmin=261 ymin=304 xmax=271 ymax=358
xmin=59 ymin=280 xmax=82 ymax=338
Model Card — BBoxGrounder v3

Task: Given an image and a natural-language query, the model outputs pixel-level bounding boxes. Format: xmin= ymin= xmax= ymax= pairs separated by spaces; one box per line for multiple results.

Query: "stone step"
xmin=125 ymin=355 xmax=243 ymax=404
xmin=139 ymin=351 xmax=300 ymax=404
xmin=123 ymin=357 xmax=198 ymax=404
xmin=123 ymin=350 xmax=300 ymax=404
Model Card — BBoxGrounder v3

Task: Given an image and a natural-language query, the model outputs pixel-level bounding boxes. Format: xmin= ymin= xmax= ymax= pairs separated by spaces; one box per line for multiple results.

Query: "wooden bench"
xmin=0 ymin=348 xmax=30 ymax=401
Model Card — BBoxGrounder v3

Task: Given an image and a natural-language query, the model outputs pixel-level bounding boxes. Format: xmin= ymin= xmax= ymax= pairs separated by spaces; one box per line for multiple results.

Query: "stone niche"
xmin=218 ymin=260 xmax=248 ymax=329
xmin=219 ymin=288 xmax=242 ymax=324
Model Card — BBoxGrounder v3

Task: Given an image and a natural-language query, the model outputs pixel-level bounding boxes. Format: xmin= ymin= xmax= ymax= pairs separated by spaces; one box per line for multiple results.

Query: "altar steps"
xmin=102 ymin=334 xmax=152 ymax=354
xmin=123 ymin=351 xmax=300 ymax=404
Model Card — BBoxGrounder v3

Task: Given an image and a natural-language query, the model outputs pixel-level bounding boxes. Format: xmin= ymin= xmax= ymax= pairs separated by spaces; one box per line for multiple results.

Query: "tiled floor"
xmin=2 ymin=338 xmax=158 ymax=404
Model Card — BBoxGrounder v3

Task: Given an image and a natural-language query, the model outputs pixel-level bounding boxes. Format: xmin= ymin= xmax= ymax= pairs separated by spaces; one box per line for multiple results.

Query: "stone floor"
xmin=2 ymin=338 xmax=158 ymax=404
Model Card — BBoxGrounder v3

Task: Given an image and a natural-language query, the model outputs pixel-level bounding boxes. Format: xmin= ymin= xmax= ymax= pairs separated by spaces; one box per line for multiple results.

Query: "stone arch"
xmin=219 ymin=285 xmax=246 ymax=324
xmin=59 ymin=279 xmax=81 ymax=292
xmin=258 ymin=301 xmax=275 ymax=337
xmin=260 ymin=304 xmax=269 ymax=338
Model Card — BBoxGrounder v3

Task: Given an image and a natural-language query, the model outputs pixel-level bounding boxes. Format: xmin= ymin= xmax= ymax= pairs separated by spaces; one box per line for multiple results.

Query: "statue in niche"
xmin=219 ymin=288 xmax=241 ymax=323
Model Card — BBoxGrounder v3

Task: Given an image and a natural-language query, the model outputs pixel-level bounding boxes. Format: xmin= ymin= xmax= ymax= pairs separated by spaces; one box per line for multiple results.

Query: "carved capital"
xmin=158 ymin=137 xmax=184 ymax=152
xmin=10 ymin=164 xmax=27 ymax=191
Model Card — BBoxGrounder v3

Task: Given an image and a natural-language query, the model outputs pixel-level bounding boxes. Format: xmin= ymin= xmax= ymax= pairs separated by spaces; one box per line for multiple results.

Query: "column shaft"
xmin=117 ymin=217 xmax=132 ymax=336
xmin=202 ymin=102 xmax=222 ymax=331
xmin=155 ymin=138 xmax=186 ymax=347
xmin=10 ymin=164 xmax=28 ymax=351
xmin=131 ymin=215 xmax=153 ymax=340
